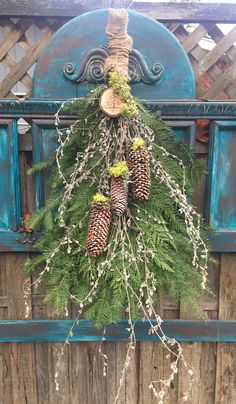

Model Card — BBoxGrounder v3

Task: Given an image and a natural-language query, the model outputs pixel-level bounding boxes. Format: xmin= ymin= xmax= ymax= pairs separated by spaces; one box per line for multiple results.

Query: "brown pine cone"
xmin=111 ymin=177 xmax=128 ymax=215
xmin=128 ymin=146 xmax=151 ymax=200
xmin=86 ymin=202 xmax=111 ymax=257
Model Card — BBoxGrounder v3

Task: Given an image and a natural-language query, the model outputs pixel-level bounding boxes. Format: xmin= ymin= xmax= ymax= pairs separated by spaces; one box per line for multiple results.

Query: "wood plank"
xmin=0 ymin=18 xmax=34 ymax=61
xmin=139 ymin=342 xmax=153 ymax=403
xmin=161 ymin=309 xmax=179 ymax=404
xmin=177 ymin=171 xmax=217 ymax=404
xmin=139 ymin=307 xmax=179 ymax=404
xmin=0 ymin=1 xmax=235 ymax=22
xmin=18 ymin=133 xmax=32 ymax=151
xmin=225 ymin=82 xmax=236 ymax=100
xmin=0 ymin=316 xmax=13 ymax=404
xmin=198 ymin=25 xmax=236 ymax=74
xmin=0 ymin=319 xmax=235 ymax=342
xmin=19 ymin=150 xmax=35 ymax=213
xmin=86 ymin=342 xmax=107 ymax=404
xmin=48 ymin=342 xmax=71 ymax=404
xmin=215 ymin=253 xmax=236 ymax=404
xmin=0 ymin=254 xmax=13 ymax=404
xmin=69 ymin=341 xmax=89 ymax=404
xmin=182 ymin=23 xmax=215 ymax=54
xmin=1 ymin=53 xmax=33 ymax=90
xmin=106 ymin=342 xmax=117 ymax=403
xmin=32 ymin=280 xmax=50 ymax=404
xmin=0 ymin=293 xmax=222 ymax=312
xmin=125 ymin=341 xmax=139 ymax=404
xmin=178 ymin=292 xmax=202 ymax=404
xmin=172 ymin=24 xmax=188 ymax=43
xmin=46 ymin=300 xmax=71 ymax=404
xmin=0 ymin=100 xmax=235 ymax=119
xmin=6 ymin=253 xmax=37 ymax=404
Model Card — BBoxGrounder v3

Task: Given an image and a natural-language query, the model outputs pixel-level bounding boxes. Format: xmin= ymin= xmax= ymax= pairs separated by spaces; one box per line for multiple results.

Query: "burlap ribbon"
xmin=104 ymin=8 xmax=133 ymax=79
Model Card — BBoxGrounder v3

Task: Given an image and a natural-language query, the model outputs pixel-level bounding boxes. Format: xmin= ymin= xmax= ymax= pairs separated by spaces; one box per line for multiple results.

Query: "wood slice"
xmin=100 ymin=88 xmax=122 ymax=117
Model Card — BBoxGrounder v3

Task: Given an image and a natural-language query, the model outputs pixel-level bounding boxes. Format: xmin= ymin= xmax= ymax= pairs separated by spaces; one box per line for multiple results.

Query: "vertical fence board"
xmin=106 ymin=342 xmax=117 ymax=404
xmin=215 ymin=254 xmax=236 ymax=404
xmin=0 ymin=254 xmax=12 ymax=404
xmin=115 ymin=342 xmax=127 ymax=404
xmin=47 ymin=342 xmax=70 ymax=404
xmin=126 ymin=342 xmax=139 ymax=404
xmin=33 ymin=283 xmax=50 ymax=404
xmin=69 ymin=342 xmax=89 ymax=404
xmin=139 ymin=342 xmax=154 ymax=404
xmin=6 ymin=253 xmax=37 ymax=404
xmin=86 ymin=342 xmax=107 ymax=404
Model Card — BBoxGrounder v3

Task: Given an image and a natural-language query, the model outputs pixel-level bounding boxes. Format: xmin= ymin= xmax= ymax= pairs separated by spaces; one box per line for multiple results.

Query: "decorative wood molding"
xmin=0 ymin=16 xmax=235 ymax=99
xmin=0 ymin=100 xmax=235 ymax=118
xmin=63 ymin=44 xmax=164 ymax=85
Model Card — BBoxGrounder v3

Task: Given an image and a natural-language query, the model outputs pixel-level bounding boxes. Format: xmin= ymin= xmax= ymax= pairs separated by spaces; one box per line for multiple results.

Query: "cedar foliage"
xmin=25 ymin=86 xmax=210 ymax=326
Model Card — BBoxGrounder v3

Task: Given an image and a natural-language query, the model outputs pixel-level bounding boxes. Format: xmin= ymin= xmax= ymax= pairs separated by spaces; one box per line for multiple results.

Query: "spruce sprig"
xmin=25 ymin=88 xmax=210 ymax=325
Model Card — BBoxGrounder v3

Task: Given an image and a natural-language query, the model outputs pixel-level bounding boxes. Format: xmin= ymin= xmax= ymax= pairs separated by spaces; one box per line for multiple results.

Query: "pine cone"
xmin=111 ymin=177 xmax=128 ymax=215
xmin=128 ymin=146 xmax=151 ymax=200
xmin=86 ymin=203 xmax=111 ymax=257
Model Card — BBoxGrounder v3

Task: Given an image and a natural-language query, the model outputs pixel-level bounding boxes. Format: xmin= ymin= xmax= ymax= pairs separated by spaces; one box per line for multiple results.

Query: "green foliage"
xmin=25 ymin=87 xmax=210 ymax=326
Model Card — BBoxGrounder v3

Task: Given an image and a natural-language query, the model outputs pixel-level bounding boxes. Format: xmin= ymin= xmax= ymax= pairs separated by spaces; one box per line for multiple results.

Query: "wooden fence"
xmin=0 ymin=2 xmax=235 ymax=99
xmin=0 ymin=2 xmax=236 ymax=404
xmin=2 ymin=100 xmax=235 ymax=404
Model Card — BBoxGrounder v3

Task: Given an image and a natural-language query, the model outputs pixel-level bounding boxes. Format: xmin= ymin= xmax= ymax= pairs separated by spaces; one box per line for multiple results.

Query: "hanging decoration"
xmin=25 ymin=8 xmax=210 ymax=403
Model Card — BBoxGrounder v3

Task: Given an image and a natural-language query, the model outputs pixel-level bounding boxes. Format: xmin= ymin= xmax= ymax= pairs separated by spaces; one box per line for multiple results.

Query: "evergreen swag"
xmin=25 ymin=72 xmax=210 ymax=328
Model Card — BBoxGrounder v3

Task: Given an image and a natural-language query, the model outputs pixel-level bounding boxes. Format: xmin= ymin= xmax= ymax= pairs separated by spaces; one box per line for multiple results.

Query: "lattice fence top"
xmin=0 ymin=16 xmax=235 ymax=99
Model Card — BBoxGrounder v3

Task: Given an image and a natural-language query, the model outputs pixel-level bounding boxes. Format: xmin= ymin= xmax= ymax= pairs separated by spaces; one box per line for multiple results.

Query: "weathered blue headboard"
xmin=0 ymin=9 xmax=236 ymax=342
xmin=1 ymin=9 xmax=236 ymax=253
xmin=32 ymin=9 xmax=195 ymax=99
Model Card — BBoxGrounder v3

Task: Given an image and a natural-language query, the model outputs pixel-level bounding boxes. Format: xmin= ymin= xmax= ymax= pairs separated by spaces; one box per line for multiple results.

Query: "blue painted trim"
xmin=0 ymin=120 xmax=22 ymax=250
xmin=0 ymin=100 xmax=235 ymax=251
xmin=165 ymin=120 xmax=195 ymax=148
xmin=0 ymin=100 xmax=235 ymax=119
xmin=12 ymin=119 xmax=21 ymax=229
xmin=32 ymin=122 xmax=45 ymax=210
xmin=0 ymin=231 xmax=39 ymax=252
xmin=0 ymin=320 xmax=235 ymax=342
xmin=206 ymin=121 xmax=236 ymax=251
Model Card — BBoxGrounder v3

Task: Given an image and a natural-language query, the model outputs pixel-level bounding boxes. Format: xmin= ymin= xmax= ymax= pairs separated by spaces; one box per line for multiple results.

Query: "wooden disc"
xmin=100 ymin=88 xmax=123 ymax=117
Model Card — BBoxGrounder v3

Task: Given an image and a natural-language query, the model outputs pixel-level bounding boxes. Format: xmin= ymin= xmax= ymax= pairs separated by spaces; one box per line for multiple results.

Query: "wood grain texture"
xmin=0 ymin=18 xmax=34 ymax=60
xmin=6 ymin=253 xmax=37 ymax=404
xmin=0 ymin=27 xmax=54 ymax=98
xmin=0 ymin=255 xmax=12 ymax=404
xmin=215 ymin=253 xmax=236 ymax=404
xmin=0 ymin=5 xmax=235 ymax=403
xmin=33 ymin=281 xmax=50 ymax=404
xmin=0 ymin=15 xmax=234 ymax=99
xmin=69 ymin=342 xmax=89 ymax=404
xmin=198 ymin=26 xmax=236 ymax=74
xmin=178 ymin=161 xmax=216 ymax=404
xmin=0 ymin=1 xmax=234 ymax=22
xmin=204 ymin=60 xmax=236 ymax=99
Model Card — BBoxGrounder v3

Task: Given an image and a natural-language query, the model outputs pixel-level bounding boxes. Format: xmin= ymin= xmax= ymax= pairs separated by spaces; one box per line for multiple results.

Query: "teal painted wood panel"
xmin=31 ymin=120 xmax=194 ymax=212
xmin=0 ymin=119 xmax=22 ymax=251
xmin=0 ymin=100 xmax=235 ymax=251
xmin=0 ymin=320 xmax=235 ymax=342
xmin=32 ymin=120 xmax=59 ymax=209
xmin=165 ymin=120 xmax=195 ymax=146
xmin=207 ymin=121 xmax=236 ymax=251
xmin=32 ymin=9 xmax=195 ymax=100
xmin=0 ymin=100 xmax=235 ymax=119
